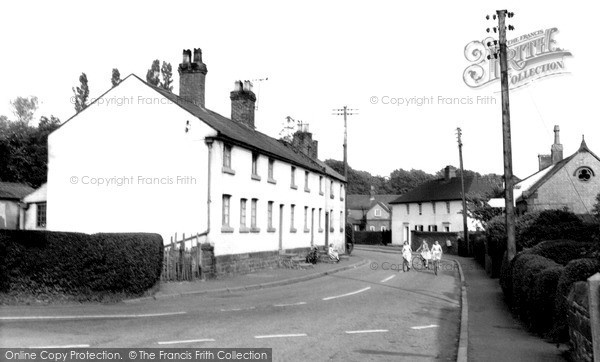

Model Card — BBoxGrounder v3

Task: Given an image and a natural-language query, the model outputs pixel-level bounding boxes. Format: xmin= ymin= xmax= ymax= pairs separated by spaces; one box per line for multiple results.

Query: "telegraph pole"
xmin=487 ymin=10 xmax=516 ymax=260
xmin=333 ymin=106 xmax=358 ymax=250
xmin=456 ymin=128 xmax=470 ymax=255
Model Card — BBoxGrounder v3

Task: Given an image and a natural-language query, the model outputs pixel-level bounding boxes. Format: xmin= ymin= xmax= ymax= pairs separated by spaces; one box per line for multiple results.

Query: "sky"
xmin=0 ymin=0 xmax=597 ymax=180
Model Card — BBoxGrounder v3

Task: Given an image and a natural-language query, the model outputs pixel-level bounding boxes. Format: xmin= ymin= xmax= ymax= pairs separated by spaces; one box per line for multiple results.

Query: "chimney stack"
xmin=178 ymin=48 xmax=208 ymax=108
xmin=551 ymin=125 xmax=563 ymax=164
xmin=444 ymin=165 xmax=456 ymax=181
xmin=230 ymin=80 xmax=256 ymax=129
xmin=291 ymin=127 xmax=319 ymax=159
xmin=369 ymin=186 xmax=375 ymax=201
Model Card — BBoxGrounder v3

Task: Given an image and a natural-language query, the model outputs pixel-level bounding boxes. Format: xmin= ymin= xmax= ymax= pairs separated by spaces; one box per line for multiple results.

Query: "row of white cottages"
xmin=42 ymin=48 xmax=347 ymax=267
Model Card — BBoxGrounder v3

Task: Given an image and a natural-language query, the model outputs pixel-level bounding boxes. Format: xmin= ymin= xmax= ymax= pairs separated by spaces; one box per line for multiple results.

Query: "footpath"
xmin=354 ymin=244 xmax=569 ymax=362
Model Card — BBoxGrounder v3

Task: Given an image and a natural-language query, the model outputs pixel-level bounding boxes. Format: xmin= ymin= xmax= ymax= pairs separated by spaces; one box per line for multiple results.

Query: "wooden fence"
xmin=161 ymin=233 xmax=206 ymax=282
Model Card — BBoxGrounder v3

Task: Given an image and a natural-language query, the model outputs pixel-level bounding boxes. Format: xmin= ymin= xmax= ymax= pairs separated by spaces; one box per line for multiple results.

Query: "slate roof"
xmin=515 ymin=138 xmax=600 ymax=201
xmin=144 ymin=76 xmax=345 ymax=182
xmin=0 ymin=182 xmax=35 ymax=200
xmin=56 ymin=74 xmax=345 ymax=183
xmin=347 ymin=194 xmax=400 ymax=212
xmin=389 ymin=176 xmax=497 ymax=204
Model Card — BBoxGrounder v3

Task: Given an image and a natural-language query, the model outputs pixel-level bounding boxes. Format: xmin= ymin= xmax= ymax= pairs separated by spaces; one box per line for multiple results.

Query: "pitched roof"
xmin=389 ymin=176 xmax=497 ymax=204
xmin=515 ymin=138 xmax=600 ymax=201
xmin=55 ymin=74 xmax=345 ymax=183
xmin=347 ymin=194 xmax=400 ymax=212
xmin=144 ymin=76 xmax=345 ymax=182
xmin=0 ymin=182 xmax=35 ymax=200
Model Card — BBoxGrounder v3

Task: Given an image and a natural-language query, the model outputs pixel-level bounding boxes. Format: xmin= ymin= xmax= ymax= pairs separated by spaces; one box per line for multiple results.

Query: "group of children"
xmin=401 ymin=240 xmax=443 ymax=272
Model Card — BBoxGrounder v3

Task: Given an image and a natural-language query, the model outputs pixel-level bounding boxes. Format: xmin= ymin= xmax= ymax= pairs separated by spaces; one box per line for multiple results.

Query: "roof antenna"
xmin=251 ymin=77 xmax=268 ymax=110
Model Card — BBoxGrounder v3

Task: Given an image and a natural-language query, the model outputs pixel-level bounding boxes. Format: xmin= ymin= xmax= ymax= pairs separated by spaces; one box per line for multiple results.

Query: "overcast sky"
xmin=0 ymin=0 xmax=596 ymax=180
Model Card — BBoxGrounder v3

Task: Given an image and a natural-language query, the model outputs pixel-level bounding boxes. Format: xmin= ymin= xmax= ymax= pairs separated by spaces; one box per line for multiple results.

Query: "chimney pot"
xmin=178 ymin=47 xmax=207 ymax=107
xmin=230 ymin=80 xmax=256 ymax=128
xmin=551 ymin=124 xmax=563 ymax=164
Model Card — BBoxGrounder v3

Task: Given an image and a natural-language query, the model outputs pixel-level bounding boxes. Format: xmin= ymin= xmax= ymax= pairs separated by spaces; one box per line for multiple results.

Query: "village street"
xmin=0 ymin=250 xmax=461 ymax=361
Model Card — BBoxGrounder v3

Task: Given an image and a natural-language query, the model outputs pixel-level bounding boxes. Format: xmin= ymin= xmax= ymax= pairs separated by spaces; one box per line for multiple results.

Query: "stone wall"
xmin=567 ymin=281 xmax=593 ymax=362
xmin=201 ymin=246 xmax=312 ymax=279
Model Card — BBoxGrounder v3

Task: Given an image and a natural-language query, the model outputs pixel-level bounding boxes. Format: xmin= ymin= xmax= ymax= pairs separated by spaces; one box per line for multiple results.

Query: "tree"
xmin=388 ymin=168 xmax=434 ymax=194
xmin=592 ymin=192 xmax=600 ymax=222
xmin=0 ymin=112 xmax=60 ymax=187
xmin=111 ymin=68 xmax=121 ymax=87
xmin=146 ymin=59 xmax=160 ymax=86
xmin=160 ymin=62 xmax=173 ymax=92
xmin=10 ymin=96 xmax=38 ymax=124
xmin=72 ymin=73 xmax=89 ymax=113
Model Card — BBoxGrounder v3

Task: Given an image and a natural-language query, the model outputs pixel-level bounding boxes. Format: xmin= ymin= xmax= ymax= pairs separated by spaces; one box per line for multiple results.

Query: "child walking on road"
xmin=402 ymin=241 xmax=412 ymax=272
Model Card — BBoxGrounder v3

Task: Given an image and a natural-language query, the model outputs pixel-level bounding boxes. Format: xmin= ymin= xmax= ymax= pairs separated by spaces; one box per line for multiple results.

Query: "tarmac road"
xmin=0 ymin=250 xmax=461 ymax=361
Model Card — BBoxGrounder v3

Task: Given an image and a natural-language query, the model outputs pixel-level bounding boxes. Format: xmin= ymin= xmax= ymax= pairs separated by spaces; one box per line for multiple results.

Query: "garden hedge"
xmin=510 ymin=253 xmax=560 ymax=321
xmin=0 ymin=230 xmax=163 ymax=296
xmin=552 ymin=258 xmax=600 ymax=342
xmin=530 ymin=265 xmax=564 ymax=334
xmin=524 ymin=239 xmax=596 ymax=266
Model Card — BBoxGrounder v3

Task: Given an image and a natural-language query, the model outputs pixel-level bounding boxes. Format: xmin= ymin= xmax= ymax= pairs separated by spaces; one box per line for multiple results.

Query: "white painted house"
xmin=390 ymin=166 xmax=496 ymax=246
xmin=46 ymin=48 xmax=346 ymax=272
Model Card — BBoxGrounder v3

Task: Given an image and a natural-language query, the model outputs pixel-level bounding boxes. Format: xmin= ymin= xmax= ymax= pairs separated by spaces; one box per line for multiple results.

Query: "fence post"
xmin=588 ymin=273 xmax=600 ymax=362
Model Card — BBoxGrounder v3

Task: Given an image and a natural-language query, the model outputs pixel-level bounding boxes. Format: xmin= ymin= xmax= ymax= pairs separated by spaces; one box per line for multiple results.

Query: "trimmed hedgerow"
xmin=511 ymin=253 xmax=560 ymax=321
xmin=551 ymin=258 xmax=600 ymax=342
xmin=499 ymin=251 xmax=513 ymax=303
xmin=0 ymin=230 xmax=163 ymax=295
xmin=524 ymin=239 xmax=596 ymax=266
xmin=530 ymin=265 xmax=564 ymax=334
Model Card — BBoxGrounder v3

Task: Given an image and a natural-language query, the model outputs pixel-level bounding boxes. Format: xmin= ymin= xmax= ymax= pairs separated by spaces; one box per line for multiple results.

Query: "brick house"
xmin=46 ymin=48 xmax=347 ymax=274
xmin=515 ymin=126 xmax=600 ymax=215
xmin=347 ymin=188 xmax=399 ymax=231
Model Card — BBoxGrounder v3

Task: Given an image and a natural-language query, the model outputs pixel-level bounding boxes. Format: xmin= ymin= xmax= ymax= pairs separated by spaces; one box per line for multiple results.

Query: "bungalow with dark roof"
xmin=46 ymin=48 xmax=346 ymax=275
xmin=389 ymin=166 xmax=497 ymax=246
xmin=514 ymin=126 xmax=600 ymax=215
xmin=0 ymin=182 xmax=35 ymax=229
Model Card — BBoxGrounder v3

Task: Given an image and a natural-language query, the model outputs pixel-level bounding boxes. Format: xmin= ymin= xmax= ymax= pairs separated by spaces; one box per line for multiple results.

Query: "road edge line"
xmin=125 ymin=258 xmax=370 ymax=303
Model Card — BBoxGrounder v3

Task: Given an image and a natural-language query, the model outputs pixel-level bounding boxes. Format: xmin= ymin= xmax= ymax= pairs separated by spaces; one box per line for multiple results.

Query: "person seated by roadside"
xmin=416 ymin=240 xmax=432 ymax=269
xmin=402 ymin=241 xmax=412 ymax=271
xmin=328 ymin=244 xmax=340 ymax=262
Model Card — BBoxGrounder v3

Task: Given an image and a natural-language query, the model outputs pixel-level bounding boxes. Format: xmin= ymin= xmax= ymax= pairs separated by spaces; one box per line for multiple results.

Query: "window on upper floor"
xmin=446 ymin=201 xmax=451 ymax=214
xmin=432 ymin=202 xmax=436 ymax=214
xmin=381 ymin=226 xmax=387 ymax=231
xmin=304 ymin=171 xmax=310 ymax=192
xmin=319 ymin=176 xmax=324 ymax=195
xmin=340 ymin=184 xmax=344 ymax=201
xmin=330 ymin=181 xmax=334 ymax=199
xmin=251 ymin=153 xmax=260 ymax=180
xmin=418 ymin=203 xmax=422 ymax=215
xmin=374 ymin=208 xmax=382 ymax=217
xmin=223 ymin=144 xmax=235 ymax=174
xmin=575 ymin=166 xmax=595 ymax=182
xmin=268 ymin=158 xmax=275 ymax=183
xmin=406 ymin=204 xmax=410 ymax=215
xmin=291 ymin=167 xmax=297 ymax=189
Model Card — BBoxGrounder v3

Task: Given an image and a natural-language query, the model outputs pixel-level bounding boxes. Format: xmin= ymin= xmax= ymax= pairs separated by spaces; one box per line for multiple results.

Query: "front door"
xmin=311 ymin=208 xmax=315 ymax=246
xmin=325 ymin=211 xmax=329 ymax=246
xmin=278 ymin=204 xmax=284 ymax=251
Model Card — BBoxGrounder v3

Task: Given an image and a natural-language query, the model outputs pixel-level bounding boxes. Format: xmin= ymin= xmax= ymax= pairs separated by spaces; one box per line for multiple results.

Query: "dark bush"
xmin=552 ymin=258 xmax=600 ymax=342
xmin=524 ymin=239 xmax=597 ymax=266
xmin=473 ymin=233 xmax=486 ymax=266
xmin=511 ymin=253 xmax=560 ymax=321
xmin=518 ymin=210 xmax=595 ymax=249
xmin=484 ymin=215 xmax=506 ymax=258
xmin=499 ymin=251 xmax=513 ymax=303
xmin=0 ymin=230 xmax=163 ymax=296
xmin=530 ymin=265 xmax=564 ymax=334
